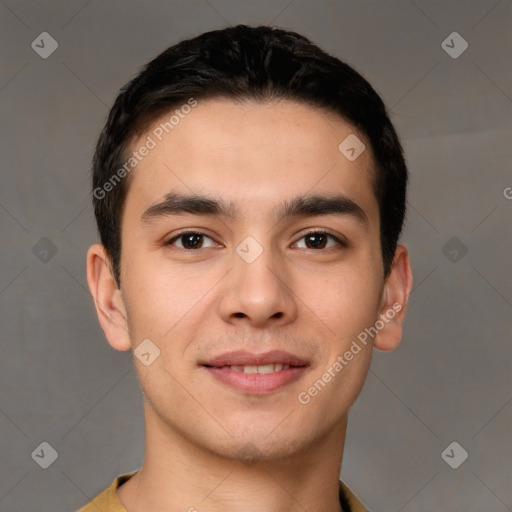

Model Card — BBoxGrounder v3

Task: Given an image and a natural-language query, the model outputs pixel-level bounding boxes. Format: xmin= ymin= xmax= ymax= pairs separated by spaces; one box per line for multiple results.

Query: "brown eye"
xmin=294 ymin=231 xmax=346 ymax=250
xmin=305 ymin=233 xmax=328 ymax=249
xmin=166 ymin=232 xmax=216 ymax=250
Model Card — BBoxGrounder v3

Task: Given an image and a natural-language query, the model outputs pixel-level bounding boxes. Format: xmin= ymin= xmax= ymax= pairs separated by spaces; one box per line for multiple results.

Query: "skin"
xmin=87 ymin=98 xmax=413 ymax=512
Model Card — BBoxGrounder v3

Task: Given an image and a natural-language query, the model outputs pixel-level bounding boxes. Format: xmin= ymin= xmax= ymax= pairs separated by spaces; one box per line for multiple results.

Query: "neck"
xmin=117 ymin=400 xmax=348 ymax=512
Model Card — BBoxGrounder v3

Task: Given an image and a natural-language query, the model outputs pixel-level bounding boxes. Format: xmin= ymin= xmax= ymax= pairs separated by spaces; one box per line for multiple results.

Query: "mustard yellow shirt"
xmin=77 ymin=471 xmax=368 ymax=512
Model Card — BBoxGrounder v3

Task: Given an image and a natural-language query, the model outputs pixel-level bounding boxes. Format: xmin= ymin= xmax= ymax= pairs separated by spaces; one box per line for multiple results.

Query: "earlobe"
xmin=86 ymin=243 xmax=132 ymax=352
xmin=373 ymin=244 xmax=413 ymax=352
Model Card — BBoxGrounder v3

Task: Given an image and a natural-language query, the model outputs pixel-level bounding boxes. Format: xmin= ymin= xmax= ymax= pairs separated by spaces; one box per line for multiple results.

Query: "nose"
xmin=218 ymin=240 xmax=298 ymax=328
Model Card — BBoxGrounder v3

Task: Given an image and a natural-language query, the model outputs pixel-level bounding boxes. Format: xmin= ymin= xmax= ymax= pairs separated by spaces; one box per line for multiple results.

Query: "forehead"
xmin=123 ymin=98 xmax=379 ymax=229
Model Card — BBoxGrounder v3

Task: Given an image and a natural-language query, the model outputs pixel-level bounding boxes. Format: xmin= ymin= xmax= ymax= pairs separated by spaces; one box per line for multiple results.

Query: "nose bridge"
xmin=218 ymin=232 xmax=297 ymax=326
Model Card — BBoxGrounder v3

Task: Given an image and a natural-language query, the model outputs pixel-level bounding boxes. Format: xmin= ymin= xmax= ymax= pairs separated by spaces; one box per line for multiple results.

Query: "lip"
xmin=200 ymin=350 xmax=310 ymax=394
xmin=202 ymin=350 xmax=309 ymax=367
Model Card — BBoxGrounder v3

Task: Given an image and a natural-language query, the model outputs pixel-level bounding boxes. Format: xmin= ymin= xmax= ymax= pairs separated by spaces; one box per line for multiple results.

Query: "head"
xmin=87 ymin=25 xmax=412 ymax=463
xmin=92 ymin=24 xmax=408 ymax=287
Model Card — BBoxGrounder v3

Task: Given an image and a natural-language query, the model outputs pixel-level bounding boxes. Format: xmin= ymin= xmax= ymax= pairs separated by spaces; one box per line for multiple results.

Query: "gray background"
xmin=0 ymin=1 xmax=511 ymax=511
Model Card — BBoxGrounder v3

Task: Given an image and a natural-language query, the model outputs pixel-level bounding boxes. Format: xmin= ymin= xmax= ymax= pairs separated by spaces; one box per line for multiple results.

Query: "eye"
xmin=165 ymin=232 xmax=218 ymax=250
xmin=164 ymin=230 xmax=347 ymax=251
xmin=293 ymin=230 xmax=347 ymax=250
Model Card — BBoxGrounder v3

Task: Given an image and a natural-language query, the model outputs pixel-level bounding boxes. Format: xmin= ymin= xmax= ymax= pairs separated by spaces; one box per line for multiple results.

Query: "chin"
xmin=202 ymin=426 xmax=315 ymax=464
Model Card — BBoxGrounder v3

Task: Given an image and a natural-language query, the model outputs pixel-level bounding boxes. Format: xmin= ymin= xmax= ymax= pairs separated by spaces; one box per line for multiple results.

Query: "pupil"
xmin=306 ymin=234 xmax=326 ymax=249
xmin=183 ymin=234 xmax=202 ymax=249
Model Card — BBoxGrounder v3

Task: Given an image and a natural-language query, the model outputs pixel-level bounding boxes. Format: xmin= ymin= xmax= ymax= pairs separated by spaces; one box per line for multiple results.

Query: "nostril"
xmin=232 ymin=312 xmax=283 ymax=319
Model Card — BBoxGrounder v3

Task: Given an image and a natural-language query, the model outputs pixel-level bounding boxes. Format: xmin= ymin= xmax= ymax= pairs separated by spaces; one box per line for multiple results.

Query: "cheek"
xmin=294 ymin=269 xmax=379 ymax=414
xmin=121 ymin=252 xmax=219 ymax=345
xmin=297 ymin=261 xmax=383 ymax=344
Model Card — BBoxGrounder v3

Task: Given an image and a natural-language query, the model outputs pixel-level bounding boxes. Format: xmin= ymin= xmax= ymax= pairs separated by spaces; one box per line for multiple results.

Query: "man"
xmin=80 ymin=24 xmax=412 ymax=512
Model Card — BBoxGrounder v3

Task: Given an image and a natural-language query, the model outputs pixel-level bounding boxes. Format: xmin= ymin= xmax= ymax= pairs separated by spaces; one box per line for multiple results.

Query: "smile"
xmin=219 ymin=363 xmax=291 ymax=373
xmin=200 ymin=349 xmax=310 ymax=394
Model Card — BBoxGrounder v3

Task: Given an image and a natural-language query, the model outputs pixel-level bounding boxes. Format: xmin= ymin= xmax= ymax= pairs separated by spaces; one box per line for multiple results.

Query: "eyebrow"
xmin=141 ymin=192 xmax=369 ymax=228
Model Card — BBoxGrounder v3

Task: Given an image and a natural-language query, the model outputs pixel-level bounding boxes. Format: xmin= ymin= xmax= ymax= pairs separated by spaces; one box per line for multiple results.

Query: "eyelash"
xmin=164 ymin=230 xmax=348 ymax=251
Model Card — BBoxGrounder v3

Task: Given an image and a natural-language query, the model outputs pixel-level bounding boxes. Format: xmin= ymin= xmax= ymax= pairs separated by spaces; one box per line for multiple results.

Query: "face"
xmin=88 ymin=98 xmax=411 ymax=462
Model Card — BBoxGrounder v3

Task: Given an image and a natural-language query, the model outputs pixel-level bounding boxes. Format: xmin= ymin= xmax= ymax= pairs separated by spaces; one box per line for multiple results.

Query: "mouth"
xmin=206 ymin=363 xmax=294 ymax=373
xmin=200 ymin=350 xmax=310 ymax=394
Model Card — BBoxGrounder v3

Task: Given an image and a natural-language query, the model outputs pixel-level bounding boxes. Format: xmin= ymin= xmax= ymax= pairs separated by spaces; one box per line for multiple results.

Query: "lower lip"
xmin=203 ymin=366 xmax=308 ymax=394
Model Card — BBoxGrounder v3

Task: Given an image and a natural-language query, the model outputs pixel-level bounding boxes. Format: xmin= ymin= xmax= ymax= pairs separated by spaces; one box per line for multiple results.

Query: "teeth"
xmin=229 ymin=364 xmax=291 ymax=373
xmin=257 ymin=364 xmax=275 ymax=374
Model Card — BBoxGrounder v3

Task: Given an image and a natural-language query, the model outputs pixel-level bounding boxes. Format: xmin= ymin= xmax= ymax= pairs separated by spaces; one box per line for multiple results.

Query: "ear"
xmin=86 ymin=243 xmax=131 ymax=352
xmin=373 ymin=244 xmax=413 ymax=352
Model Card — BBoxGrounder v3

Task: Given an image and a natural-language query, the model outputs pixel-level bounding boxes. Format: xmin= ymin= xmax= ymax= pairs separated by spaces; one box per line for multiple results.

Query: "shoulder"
xmin=339 ymin=479 xmax=370 ymax=512
xmin=76 ymin=471 xmax=138 ymax=512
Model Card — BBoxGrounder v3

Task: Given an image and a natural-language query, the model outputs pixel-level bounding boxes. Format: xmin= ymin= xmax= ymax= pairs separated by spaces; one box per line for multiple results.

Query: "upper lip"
xmin=202 ymin=350 xmax=309 ymax=367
